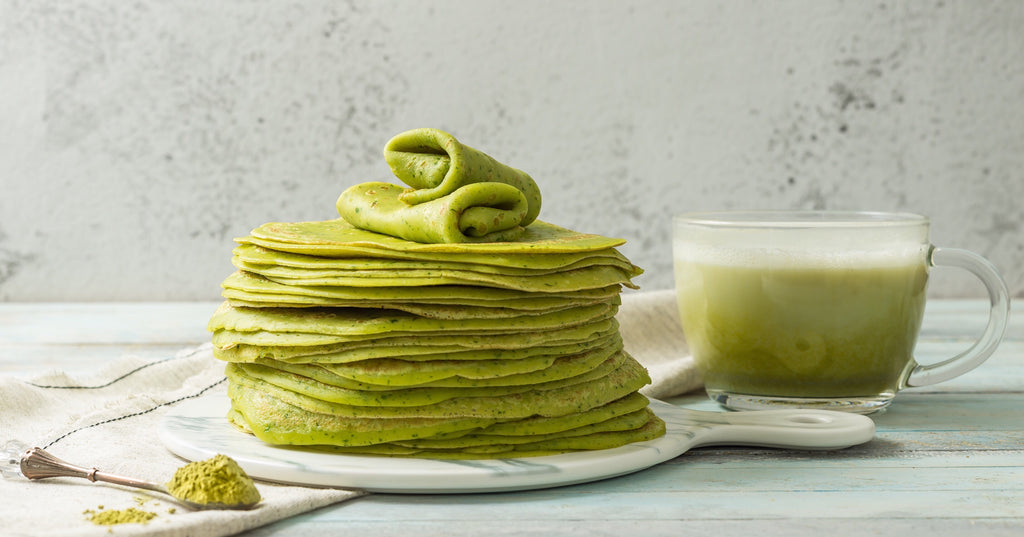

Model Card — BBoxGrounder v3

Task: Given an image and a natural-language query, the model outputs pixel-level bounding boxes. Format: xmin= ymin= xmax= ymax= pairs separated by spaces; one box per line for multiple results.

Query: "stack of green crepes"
xmin=210 ymin=128 xmax=666 ymax=458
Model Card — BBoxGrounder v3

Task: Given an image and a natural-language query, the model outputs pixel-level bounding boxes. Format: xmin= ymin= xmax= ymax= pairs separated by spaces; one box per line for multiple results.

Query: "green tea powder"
xmin=166 ymin=454 xmax=261 ymax=507
xmin=85 ymin=507 xmax=157 ymax=526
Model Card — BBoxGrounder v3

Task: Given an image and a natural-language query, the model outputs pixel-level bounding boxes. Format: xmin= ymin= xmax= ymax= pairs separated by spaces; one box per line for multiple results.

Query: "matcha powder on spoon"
xmin=166 ymin=454 xmax=262 ymax=507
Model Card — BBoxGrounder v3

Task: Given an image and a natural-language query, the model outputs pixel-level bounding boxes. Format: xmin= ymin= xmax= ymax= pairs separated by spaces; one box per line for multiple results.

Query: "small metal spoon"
xmin=18 ymin=447 xmax=259 ymax=511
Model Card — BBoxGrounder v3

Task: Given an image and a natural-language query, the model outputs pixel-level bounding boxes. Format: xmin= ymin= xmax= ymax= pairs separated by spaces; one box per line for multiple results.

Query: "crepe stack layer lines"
xmin=210 ymin=218 xmax=666 ymax=458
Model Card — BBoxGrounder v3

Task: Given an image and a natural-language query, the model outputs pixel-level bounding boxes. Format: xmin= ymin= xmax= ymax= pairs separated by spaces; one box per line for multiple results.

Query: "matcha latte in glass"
xmin=673 ymin=211 xmax=1009 ymax=413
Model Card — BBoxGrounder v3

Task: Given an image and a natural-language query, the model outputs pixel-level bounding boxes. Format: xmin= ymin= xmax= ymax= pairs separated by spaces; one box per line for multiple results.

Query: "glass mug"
xmin=673 ymin=211 xmax=1010 ymax=413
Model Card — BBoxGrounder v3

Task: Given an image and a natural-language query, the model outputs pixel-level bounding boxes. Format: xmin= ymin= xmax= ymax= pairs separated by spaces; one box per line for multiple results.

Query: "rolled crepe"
xmin=338 ymin=181 xmax=530 ymax=243
xmin=383 ymin=128 xmax=542 ymax=226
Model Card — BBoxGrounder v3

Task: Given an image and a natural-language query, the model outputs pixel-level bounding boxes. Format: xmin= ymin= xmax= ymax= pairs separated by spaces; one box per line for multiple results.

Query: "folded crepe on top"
xmin=383 ymin=127 xmax=542 ymax=223
xmin=338 ymin=181 xmax=529 ymax=243
xmin=211 ymin=128 xmax=665 ymax=458
xmin=338 ymin=128 xmax=542 ymax=243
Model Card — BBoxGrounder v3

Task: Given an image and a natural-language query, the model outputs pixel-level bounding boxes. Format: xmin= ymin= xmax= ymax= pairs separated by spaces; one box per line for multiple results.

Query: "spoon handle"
xmin=20 ymin=447 xmax=166 ymax=494
xmin=677 ymin=407 xmax=876 ymax=450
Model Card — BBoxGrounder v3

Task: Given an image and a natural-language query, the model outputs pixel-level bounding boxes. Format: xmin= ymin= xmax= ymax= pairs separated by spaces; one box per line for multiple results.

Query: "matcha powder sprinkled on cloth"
xmin=84 ymin=506 xmax=157 ymax=526
xmin=166 ymin=454 xmax=262 ymax=507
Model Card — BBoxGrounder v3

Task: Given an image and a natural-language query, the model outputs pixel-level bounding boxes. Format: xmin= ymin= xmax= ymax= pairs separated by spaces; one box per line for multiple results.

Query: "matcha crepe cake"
xmin=210 ymin=128 xmax=665 ymax=458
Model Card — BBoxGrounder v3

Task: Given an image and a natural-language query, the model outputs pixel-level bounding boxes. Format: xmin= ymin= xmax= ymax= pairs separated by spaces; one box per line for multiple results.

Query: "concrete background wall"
xmin=1 ymin=0 xmax=1022 ymax=301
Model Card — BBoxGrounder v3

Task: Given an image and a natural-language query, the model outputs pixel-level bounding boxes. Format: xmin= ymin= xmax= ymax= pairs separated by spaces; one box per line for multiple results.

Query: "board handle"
xmin=686 ymin=409 xmax=876 ymax=451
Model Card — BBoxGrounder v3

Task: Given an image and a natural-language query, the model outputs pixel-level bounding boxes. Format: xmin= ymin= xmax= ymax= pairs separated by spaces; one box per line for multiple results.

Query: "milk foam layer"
xmin=673 ymin=215 xmax=930 ymax=269
xmin=673 ymin=240 xmax=929 ymax=269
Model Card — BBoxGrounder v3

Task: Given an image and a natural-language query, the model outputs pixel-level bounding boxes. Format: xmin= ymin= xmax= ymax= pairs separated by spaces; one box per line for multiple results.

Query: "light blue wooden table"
xmin=1 ymin=300 xmax=1021 ymax=536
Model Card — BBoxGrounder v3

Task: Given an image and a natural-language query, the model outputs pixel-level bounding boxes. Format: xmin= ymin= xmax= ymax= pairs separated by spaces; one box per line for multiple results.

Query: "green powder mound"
xmin=85 ymin=507 xmax=157 ymax=526
xmin=166 ymin=454 xmax=261 ymax=507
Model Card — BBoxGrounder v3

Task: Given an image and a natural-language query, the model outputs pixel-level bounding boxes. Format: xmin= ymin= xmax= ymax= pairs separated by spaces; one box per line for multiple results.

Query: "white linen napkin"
xmin=619 ymin=288 xmax=702 ymax=399
xmin=0 ymin=290 xmax=697 ymax=537
xmin=0 ymin=345 xmax=367 ymax=537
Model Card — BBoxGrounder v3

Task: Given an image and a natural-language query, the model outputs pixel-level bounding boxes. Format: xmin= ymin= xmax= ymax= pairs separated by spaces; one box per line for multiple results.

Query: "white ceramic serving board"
xmin=160 ymin=396 xmax=874 ymax=494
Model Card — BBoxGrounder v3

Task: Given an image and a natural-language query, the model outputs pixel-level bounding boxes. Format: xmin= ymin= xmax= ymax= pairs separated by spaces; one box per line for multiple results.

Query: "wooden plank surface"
xmin=1 ymin=300 xmax=1021 ymax=536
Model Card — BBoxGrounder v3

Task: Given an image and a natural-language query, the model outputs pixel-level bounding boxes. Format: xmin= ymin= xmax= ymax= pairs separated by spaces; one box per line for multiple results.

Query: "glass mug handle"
xmin=905 ymin=247 xmax=1011 ymax=387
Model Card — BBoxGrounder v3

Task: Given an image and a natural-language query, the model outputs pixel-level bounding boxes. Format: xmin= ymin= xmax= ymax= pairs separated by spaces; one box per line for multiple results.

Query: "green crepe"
xmin=241 ymin=263 xmax=636 ymax=292
xmin=242 ymin=219 xmax=629 ymax=257
xmin=227 ymin=383 xmax=499 ymax=447
xmin=308 ymin=417 xmax=666 ymax=458
xmin=208 ymin=301 xmax=616 ymax=338
xmin=209 ymin=300 xmax=617 ymax=349
xmin=232 ymin=243 xmax=635 ymax=275
xmin=238 ymin=351 xmax=627 ymax=407
xmin=382 ymin=127 xmax=542 ymax=225
xmin=220 ymin=270 xmax=624 ymax=306
xmin=226 ymin=387 xmax=656 ymax=453
xmin=225 ymin=352 xmax=650 ymax=419
xmin=305 ymin=334 xmax=623 ymax=387
xmin=394 ymin=408 xmax=654 ymax=449
xmin=445 ymin=391 xmax=650 ymax=438
xmin=223 ymin=270 xmax=624 ymax=300
xmin=337 ymin=128 xmax=544 ymax=244
xmin=222 ymin=291 xmax=607 ymax=318
xmin=223 ymin=352 xmax=655 ymax=457
xmin=223 ymin=291 xmax=595 ymax=319
xmin=264 ymin=338 xmax=621 ymax=390
xmin=338 ymin=181 xmax=529 ymax=243
xmin=212 ymin=319 xmax=620 ymax=363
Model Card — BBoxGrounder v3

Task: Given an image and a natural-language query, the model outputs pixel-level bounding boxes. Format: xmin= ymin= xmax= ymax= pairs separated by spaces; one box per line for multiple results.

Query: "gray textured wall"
xmin=1 ymin=0 xmax=1022 ymax=301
